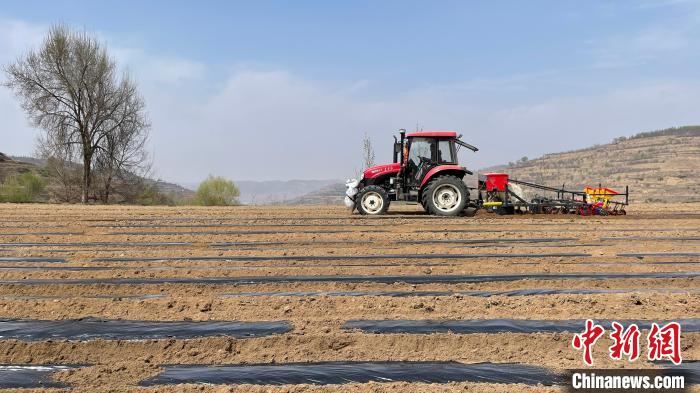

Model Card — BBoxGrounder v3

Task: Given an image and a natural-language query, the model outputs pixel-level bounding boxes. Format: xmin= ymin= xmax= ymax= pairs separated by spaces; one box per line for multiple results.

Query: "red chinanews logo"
xmin=572 ymin=320 xmax=682 ymax=366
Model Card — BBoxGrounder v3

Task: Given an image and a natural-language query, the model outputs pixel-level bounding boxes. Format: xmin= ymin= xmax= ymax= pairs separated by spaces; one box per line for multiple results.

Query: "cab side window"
xmin=438 ymin=140 xmax=454 ymax=163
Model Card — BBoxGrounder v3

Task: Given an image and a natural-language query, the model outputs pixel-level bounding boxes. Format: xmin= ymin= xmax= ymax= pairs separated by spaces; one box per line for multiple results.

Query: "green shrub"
xmin=195 ymin=175 xmax=240 ymax=206
xmin=0 ymin=172 xmax=45 ymax=203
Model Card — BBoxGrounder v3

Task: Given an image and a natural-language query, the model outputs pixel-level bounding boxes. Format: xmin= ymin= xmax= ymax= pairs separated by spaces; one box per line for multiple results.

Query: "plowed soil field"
xmin=0 ymin=203 xmax=697 ymax=392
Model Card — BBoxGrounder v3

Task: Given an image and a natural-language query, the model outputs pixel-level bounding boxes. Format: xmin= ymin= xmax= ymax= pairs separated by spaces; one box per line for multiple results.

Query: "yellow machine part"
xmin=584 ymin=187 xmax=619 ymax=208
xmin=482 ymin=201 xmax=503 ymax=207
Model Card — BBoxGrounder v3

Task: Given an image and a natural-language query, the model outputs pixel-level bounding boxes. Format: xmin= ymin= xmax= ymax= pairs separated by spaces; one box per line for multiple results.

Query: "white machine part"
xmin=344 ymin=178 xmax=359 ymax=209
xmin=508 ymin=183 xmax=525 ymax=201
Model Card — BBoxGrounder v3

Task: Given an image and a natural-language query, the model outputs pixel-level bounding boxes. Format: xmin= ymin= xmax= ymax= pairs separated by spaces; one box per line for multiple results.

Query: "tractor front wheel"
xmin=422 ymin=176 xmax=469 ymax=216
xmin=356 ymin=186 xmax=390 ymax=215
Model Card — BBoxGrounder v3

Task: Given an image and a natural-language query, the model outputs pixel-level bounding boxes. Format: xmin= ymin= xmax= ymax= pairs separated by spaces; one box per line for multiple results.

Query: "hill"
xmin=142 ymin=178 xmax=195 ymax=202
xmin=3 ymin=154 xmax=334 ymax=205
xmin=0 ymin=153 xmax=36 ymax=182
xmin=0 ymin=154 xmax=194 ymax=203
xmin=481 ymin=126 xmax=700 ymax=203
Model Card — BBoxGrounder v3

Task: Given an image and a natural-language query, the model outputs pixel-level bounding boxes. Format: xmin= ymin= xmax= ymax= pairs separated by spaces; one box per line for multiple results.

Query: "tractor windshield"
xmin=408 ymin=138 xmax=433 ymax=168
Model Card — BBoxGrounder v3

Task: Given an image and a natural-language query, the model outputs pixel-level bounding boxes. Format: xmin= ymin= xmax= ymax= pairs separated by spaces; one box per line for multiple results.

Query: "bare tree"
xmin=4 ymin=25 xmax=149 ymax=203
xmin=362 ymin=132 xmax=375 ymax=170
xmin=94 ymin=77 xmax=150 ymax=203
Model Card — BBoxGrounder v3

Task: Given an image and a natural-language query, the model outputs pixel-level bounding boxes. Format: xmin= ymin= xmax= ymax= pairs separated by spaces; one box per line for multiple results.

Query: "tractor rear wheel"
xmin=422 ymin=175 xmax=469 ymax=216
xmin=419 ymin=197 xmax=429 ymax=213
xmin=356 ymin=186 xmax=390 ymax=215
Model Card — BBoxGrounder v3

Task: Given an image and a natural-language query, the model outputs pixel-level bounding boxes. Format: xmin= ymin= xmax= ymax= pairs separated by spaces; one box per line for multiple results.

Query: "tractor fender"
xmin=419 ymin=165 xmax=472 ymax=189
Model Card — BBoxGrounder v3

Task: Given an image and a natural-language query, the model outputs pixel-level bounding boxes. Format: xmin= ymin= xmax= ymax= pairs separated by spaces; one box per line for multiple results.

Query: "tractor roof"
xmin=406 ymin=131 xmax=457 ymax=138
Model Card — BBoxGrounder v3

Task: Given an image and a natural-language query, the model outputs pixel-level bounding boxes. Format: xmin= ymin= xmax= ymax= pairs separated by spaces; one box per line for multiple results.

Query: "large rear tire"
xmin=419 ymin=197 xmax=430 ymax=213
xmin=422 ymin=175 xmax=469 ymax=216
xmin=356 ymin=185 xmax=390 ymax=215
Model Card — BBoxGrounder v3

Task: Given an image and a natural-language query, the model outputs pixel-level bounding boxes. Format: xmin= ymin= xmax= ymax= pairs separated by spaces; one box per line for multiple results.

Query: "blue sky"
xmin=2 ymin=1 xmax=700 ymax=182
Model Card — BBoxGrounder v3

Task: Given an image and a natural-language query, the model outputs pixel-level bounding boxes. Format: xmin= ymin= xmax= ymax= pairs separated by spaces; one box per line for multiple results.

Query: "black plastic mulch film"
xmin=0 ymin=232 xmax=82 ymax=236
xmin=104 ymin=229 xmax=384 ymax=235
xmin=395 ymin=237 xmax=578 ymax=244
xmin=0 ymin=361 xmax=697 ymax=388
xmin=139 ymin=361 xmax=562 ymax=386
xmin=0 ymin=318 xmax=292 ymax=340
xmin=618 ymin=252 xmax=700 ymax=257
xmin=0 ymin=257 xmax=65 ymax=263
xmin=603 ymin=236 xmax=700 ymax=241
xmin=139 ymin=361 xmax=700 ymax=386
xmin=1 ymin=271 xmax=697 ymax=286
xmin=0 ymin=242 xmax=190 ymax=248
xmin=91 ymin=223 xmax=387 ymax=228
xmin=0 ymin=365 xmax=79 ymax=388
xmin=0 ymin=262 xmax=444 ymax=271
xmin=341 ymin=318 xmax=700 ymax=334
xmin=221 ymin=287 xmax=699 ymax=298
xmin=92 ymin=252 xmax=591 ymax=262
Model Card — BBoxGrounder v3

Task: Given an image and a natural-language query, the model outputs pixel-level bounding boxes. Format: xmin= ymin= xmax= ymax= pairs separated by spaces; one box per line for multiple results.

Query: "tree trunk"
xmin=104 ymin=174 xmax=113 ymax=204
xmin=82 ymin=154 xmax=92 ymax=204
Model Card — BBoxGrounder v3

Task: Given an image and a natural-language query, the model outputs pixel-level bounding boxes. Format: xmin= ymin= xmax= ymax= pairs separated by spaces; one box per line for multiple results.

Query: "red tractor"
xmin=346 ymin=129 xmax=478 ymax=216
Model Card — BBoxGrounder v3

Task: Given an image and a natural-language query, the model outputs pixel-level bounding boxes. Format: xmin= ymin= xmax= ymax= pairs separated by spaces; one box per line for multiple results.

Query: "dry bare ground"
xmin=0 ymin=202 xmax=698 ymax=392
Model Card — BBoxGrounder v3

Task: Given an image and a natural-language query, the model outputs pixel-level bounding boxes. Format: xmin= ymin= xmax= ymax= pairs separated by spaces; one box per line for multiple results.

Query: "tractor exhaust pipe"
xmin=399 ymin=129 xmax=406 ymax=164
xmin=393 ymin=136 xmax=399 ymax=163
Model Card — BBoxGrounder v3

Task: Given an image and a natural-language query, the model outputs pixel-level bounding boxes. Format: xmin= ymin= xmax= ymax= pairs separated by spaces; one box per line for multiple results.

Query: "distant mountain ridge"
xmin=279 ymin=182 xmax=346 ymax=205
xmin=235 ymin=179 xmax=341 ymax=204
xmin=182 ymin=179 xmax=342 ymax=205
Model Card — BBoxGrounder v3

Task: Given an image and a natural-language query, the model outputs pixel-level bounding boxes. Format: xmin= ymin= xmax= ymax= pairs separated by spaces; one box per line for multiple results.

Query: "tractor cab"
xmin=401 ymin=131 xmax=476 ymax=187
xmin=348 ymin=129 xmax=478 ymax=216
